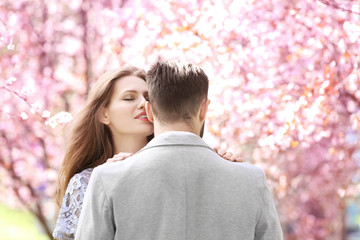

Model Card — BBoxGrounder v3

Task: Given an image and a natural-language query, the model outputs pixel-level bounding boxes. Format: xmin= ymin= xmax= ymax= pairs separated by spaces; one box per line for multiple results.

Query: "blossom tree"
xmin=0 ymin=0 xmax=114 ymax=237
xmin=1 ymin=0 xmax=359 ymax=239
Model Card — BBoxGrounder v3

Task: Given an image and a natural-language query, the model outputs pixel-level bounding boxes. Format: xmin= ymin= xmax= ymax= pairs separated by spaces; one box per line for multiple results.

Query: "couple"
xmin=54 ymin=60 xmax=283 ymax=239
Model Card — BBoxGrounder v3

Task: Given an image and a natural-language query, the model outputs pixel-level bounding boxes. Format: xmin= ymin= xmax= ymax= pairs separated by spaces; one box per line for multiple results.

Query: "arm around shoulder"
xmin=254 ymin=169 xmax=283 ymax=240
xmin=75 ymin=167 xmax=115 ymax=240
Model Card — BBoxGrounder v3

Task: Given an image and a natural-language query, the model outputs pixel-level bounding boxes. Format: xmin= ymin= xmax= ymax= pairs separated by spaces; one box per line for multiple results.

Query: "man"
xmin=75 ymin=60 xmax=283 ymax=240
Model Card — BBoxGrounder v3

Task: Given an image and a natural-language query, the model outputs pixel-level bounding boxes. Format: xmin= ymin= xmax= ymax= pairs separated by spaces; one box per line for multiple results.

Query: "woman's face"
xmin=101 ymin=75 xmax=154 ymax=138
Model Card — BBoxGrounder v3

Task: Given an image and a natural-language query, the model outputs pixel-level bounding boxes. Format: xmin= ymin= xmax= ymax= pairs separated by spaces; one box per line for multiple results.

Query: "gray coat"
xmin=75 ymin=131 xmax=283 ymax=240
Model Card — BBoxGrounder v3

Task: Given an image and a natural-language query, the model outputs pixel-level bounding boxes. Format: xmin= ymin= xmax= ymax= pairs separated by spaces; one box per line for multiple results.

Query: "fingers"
xmin=234 ymin=157 xmax=244 ymax=162
xmin=217 ymin=149 xmax=226 ymax=156
xmin=113 ymin=152 xmax=133 ymax=159
xmin=106 ymin=152 xmax=133 ymax=164
xmin=214 ymin=148 xmax=244 ymax=163
xmin=106 ymin=158 xmax=116 ymax=163
xmin=227 ymin=156 xmax=244 ymax=162
xmin=223 ymin=152 xmax=233 ymax=159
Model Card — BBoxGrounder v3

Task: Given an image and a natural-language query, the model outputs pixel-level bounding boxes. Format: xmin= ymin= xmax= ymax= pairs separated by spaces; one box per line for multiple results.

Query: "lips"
xmin=135 ymin=111 xmax=149 ymax=122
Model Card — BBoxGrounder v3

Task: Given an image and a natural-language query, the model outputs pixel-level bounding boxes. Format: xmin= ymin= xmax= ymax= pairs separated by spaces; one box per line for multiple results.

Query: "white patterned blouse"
xmin=53 ymin=168 xmax=93 ymax=240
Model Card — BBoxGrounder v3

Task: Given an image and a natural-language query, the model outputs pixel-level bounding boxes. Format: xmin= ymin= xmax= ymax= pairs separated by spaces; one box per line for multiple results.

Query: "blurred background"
xmin=0 ymin=0 xmax=360 ymax=239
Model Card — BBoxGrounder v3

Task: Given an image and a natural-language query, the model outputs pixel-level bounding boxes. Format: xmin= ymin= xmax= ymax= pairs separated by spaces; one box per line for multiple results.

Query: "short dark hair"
xmin=146 ymin=60 xmax=209 ymax=123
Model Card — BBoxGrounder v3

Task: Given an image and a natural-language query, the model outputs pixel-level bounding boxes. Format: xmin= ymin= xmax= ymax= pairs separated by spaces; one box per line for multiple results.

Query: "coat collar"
xmin=138 ymin=131 xmax=215 ymax=153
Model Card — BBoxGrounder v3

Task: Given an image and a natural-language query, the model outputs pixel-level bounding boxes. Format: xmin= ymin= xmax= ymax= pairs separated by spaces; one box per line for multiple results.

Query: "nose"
xmin=137 ymin=96 xmax=147 ymax=110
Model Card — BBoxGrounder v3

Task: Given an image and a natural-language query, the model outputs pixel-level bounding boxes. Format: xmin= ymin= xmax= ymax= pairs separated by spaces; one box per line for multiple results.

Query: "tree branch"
xmin=318 ymin=0 xmax=360 ymax=15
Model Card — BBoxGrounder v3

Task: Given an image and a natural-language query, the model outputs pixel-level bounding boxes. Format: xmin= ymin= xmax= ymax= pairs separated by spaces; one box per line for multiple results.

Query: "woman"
xmin=53 ymin=67 xmax=240 ymax=240
xmin=53 ymin=67 xmax=153 ymax=239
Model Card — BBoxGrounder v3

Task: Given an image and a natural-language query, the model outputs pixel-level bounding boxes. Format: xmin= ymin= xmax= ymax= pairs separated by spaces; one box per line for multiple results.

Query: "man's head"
xmin=146 ymin=60 xmax=209 ymax=134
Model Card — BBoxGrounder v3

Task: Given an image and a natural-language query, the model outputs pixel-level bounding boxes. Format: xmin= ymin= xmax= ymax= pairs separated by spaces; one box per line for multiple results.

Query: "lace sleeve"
xmin=53 ymin=168 xmax=93 ymax=240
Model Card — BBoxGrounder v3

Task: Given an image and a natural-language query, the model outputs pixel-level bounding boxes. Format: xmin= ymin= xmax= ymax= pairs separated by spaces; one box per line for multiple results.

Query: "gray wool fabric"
xmin=75 ymin=131 xmax=283 ymax=240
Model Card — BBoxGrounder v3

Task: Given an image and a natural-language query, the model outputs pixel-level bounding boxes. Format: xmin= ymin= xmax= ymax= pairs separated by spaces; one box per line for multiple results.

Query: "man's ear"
xmin=98 ymin=107 xmax=111 ymax=125
xmin=199 ymin=99 xmax=210 ymax=122
xmin=145 ymin=101 xmax=154 ymax=123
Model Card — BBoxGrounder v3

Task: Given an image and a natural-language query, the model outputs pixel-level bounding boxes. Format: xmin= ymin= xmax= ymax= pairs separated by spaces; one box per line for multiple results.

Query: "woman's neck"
xmin=112 ymin=134 xmax=149 ymax=154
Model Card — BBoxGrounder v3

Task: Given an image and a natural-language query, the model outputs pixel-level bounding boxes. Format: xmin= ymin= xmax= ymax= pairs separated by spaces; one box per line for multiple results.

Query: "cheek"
xmin=110 ymin=103 xmax=135 ymax=118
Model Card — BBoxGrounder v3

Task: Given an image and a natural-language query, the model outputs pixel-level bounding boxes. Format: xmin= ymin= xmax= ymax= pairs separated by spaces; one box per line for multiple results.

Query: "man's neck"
xmin=154 ymin=121 xmax=200 ymax=137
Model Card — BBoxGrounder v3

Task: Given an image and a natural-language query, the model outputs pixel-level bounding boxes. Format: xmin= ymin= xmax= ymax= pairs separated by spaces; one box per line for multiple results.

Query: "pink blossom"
xmin=45 ymin=118 xmax=57 ymax=128
xmin=6 ymin=77 xmax=17 ymax=86
xmin=7 ymin=43 xmax=15 ymax=50
xmin=45 ymin=111 xmax=73 ymax=128
xmin=1 ymin=0 xmax=359 ymax=238
xmin=42 ymin=110 xmax=51 ymax=118
xmin=30 ymin=102 xmax=42 ymax=114
xmin=20 ymin=112 xmax=28 ymax=120
xmin=52 ymin=111 xmax=73 ymax=124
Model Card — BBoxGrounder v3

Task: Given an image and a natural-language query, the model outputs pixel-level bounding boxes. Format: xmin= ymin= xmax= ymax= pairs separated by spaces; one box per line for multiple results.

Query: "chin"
xmin=141 ymin=125 xmax=154 ymax=135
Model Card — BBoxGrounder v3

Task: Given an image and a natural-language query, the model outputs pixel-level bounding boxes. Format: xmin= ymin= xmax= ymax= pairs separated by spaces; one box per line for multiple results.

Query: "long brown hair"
xmin=56 ymin=67 xmax=147 ymax=207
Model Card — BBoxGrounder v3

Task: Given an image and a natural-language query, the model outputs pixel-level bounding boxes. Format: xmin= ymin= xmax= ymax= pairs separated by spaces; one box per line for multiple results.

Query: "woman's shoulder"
xmin=75 ymin=168 xmax=93 ymax=179
xmin=53 ymin=168 xmax=94 ymax=239
xmin=68 ymin=168 xmax=94 ymax=190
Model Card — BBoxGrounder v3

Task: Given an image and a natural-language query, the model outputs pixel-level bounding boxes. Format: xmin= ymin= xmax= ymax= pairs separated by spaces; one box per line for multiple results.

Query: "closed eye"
xmin=123 ymin=94 xmax=136 ymax=101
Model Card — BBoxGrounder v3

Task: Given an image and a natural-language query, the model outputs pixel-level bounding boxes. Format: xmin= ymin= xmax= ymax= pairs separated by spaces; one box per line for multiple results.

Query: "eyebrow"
xmin=121 ymin=90 xmax=148 ymax=94
xmin=122 ymin=90 xmax=137 ymax=93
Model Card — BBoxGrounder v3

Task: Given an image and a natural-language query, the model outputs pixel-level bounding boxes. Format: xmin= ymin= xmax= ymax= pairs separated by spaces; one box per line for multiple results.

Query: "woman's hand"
xmin=106 ymin=152 xmax=133 ymax=163
xmin=214 ymin=148 xmax=244 ymax=162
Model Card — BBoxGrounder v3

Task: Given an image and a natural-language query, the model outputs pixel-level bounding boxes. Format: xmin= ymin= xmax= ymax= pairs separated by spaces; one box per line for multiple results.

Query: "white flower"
xmin=42 ymin=110 xmax=51 ymax=118
xmin=7 ymin=43 xmax=15 ymax=50
xmin=30 ymin=102 xmax=42 ymax=114
xmin=45 ymin=118 xmax=57 ymax=128
xmin=45 ymin=111 xmax=73 ymax=128
xmin=6 ymin=77 xmax=17 ymax=86
xmin=20 ymin=112 xmax=28 ymax=120
xmin=53 ymin=111 xmax=73 ymax=124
